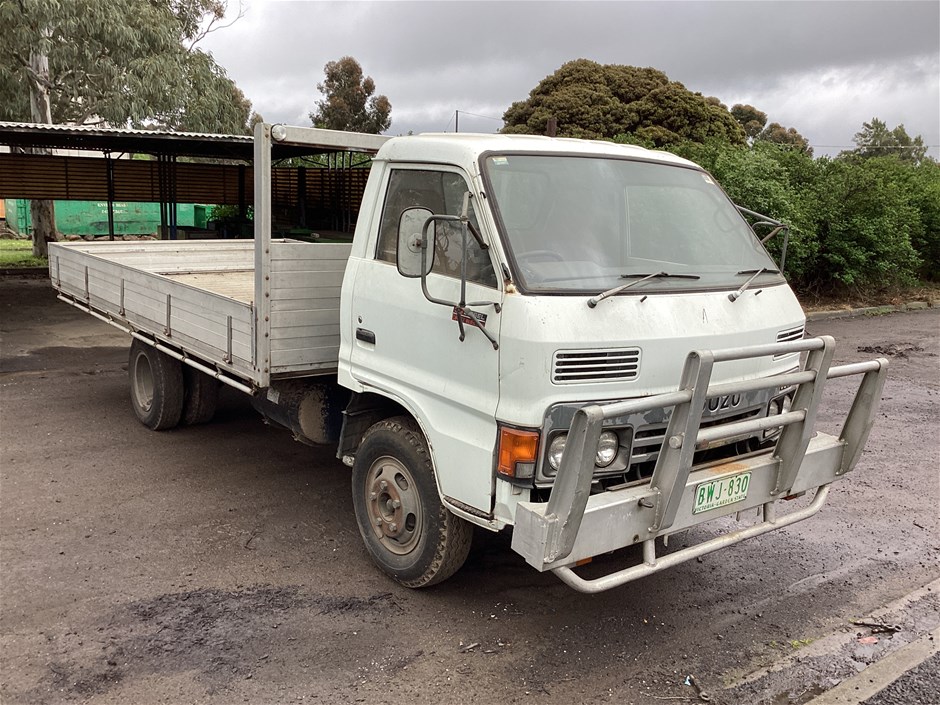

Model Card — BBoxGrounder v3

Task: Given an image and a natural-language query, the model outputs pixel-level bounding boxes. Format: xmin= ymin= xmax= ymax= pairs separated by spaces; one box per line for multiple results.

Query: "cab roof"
xmin=375 ymin=132 xmax=699 ymax=170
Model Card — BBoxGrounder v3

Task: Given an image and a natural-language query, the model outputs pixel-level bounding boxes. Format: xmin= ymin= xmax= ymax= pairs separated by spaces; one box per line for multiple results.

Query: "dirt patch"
xmin=857 ymin=343 xmax=934 ymax=358
xmin=23 ymin=586 xmax=403 ymax=704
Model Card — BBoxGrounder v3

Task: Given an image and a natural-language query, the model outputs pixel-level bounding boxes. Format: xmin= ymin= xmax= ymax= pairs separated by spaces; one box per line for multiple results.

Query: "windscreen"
xmin=483 ymin=154 xmax=782 ymax=293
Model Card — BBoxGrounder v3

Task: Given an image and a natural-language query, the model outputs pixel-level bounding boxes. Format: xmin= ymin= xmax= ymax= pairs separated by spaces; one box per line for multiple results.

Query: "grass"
xmin=0 ymin=239 xmax=47 ymax=268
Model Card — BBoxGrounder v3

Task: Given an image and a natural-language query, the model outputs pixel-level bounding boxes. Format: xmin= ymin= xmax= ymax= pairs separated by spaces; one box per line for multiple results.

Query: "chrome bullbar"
xmin=510 ymin=336 xmax=888 ymax=593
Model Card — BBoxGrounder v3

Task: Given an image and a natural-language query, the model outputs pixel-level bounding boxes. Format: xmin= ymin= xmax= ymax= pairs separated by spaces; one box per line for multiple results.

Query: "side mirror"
xmin=397 ymin=207 xmax=434 ymax=277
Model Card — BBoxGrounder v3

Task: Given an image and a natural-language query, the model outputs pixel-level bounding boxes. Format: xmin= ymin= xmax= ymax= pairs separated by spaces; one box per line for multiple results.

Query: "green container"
xmin=6 ymin=199 xmax=209 ymax=237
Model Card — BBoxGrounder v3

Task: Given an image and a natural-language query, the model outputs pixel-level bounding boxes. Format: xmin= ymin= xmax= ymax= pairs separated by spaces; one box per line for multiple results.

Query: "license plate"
xmin=693 ymin=472 xmax=751 ymax=514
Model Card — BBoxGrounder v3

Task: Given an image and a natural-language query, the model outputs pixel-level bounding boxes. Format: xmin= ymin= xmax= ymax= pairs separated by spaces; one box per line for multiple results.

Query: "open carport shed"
xmin=0 ymin=122 xmax=373 ymax=239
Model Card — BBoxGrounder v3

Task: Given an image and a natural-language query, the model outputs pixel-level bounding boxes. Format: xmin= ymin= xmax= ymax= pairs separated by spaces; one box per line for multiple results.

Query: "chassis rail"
xmin=511 ymin=336 xmax=888 ymax=593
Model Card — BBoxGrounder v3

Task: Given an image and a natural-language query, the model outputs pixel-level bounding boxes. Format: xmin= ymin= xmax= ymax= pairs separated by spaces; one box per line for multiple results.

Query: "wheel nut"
xmin=379 ymin=480 xmax=388 ymax=491
xmin=389 ymin=523 xmax=398 ymax=533
xmin=374 ymin=517 xmax=383 ymax=526
xmin=369 ymin=492 xmax=377 ymax=501
xmin=390 ymin=499 xmax=401 ymax=509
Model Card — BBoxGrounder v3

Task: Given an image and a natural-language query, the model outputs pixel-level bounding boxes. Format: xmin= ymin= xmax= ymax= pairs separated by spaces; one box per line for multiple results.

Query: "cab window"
xmin=377 ymin=169 xmax=497 ymax=288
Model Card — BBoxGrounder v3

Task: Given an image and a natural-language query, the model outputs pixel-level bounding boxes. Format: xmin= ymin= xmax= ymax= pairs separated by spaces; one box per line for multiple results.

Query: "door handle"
xmin=356 ymin=328 xmax=376 ymax=344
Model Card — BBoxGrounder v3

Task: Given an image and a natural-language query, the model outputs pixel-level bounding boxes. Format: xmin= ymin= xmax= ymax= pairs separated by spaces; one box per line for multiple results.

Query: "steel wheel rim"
xmin=133 ymin=352 xmax=154 ymax=412
xmin=365 ymin=455 xmax=422 ymax=555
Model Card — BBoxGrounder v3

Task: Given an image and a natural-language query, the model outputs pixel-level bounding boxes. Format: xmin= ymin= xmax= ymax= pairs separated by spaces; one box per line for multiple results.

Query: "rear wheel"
xmin=351 ymin=416 xmax=472 ymax=588
xmin=128 ymin=339 xmax=184 ymax=431
xmin=182 ymin=366 xmax=220 ymax=425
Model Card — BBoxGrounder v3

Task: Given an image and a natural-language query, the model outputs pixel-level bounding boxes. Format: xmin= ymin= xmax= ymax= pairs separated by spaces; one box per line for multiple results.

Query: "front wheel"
xmin=351 ymin=417 xmax=472 ymax=588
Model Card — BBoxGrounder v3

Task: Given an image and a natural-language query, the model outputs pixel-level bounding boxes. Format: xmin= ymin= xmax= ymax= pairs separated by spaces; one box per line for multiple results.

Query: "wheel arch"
xmin=339 ymin=389 xmax=498 ymax=529
xmin=339 ymin=390 xmax=424 ymax=461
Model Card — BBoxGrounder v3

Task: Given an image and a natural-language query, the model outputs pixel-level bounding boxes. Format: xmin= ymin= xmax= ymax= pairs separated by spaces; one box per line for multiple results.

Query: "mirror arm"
xmin=460 ymin=219 xmax=468 ymax=310
xmin=420 ymin=215 xmax=461 ymax=307
xmin=419 ymin=212 xmax=499 ymax=351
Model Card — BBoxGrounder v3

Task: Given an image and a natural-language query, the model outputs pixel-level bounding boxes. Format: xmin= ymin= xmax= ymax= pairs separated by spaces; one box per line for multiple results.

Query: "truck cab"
xmin=333 ymin=133 xmax=882 ymax=591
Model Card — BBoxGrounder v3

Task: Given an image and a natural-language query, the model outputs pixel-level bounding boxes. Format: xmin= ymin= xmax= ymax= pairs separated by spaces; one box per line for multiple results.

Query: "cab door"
xmin=347 ymin=165 xmax=503 ymax=515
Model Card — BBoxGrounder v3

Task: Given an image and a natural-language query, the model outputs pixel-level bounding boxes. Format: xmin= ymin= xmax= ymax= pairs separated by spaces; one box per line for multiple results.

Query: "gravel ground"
xmin=1 ymin=276 xmax=938 ymax=705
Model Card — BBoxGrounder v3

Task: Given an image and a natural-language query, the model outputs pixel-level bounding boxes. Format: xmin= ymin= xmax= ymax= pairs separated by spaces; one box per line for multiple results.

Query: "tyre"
xmin=182 ymin=366 xmax=220 ymax=425
xmin=351 ymin=416 xmax=473 ymax=588
xmin=128 ymin=339 xmax=184 ymax=431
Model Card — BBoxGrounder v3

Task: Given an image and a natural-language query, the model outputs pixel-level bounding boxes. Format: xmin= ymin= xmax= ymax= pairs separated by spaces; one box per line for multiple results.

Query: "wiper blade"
xmin=729 ymin=267 xmax=770 ymax=302
xmin=587 ymin=271 xmax=700 ymax=308
xmin=736 ymin=268 xmax=780 ymax=275
xmin=621 ymin=272 xmax=701 ymax=280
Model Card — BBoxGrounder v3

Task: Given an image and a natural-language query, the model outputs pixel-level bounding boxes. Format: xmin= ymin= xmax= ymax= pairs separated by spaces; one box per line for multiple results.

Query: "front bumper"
xmin=510 ymin=336 xmax=888 ymax=593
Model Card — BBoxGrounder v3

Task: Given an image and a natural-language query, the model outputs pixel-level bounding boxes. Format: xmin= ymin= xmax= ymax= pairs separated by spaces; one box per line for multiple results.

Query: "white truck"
xmin=49 ymin=123 xmax=887 ymax=592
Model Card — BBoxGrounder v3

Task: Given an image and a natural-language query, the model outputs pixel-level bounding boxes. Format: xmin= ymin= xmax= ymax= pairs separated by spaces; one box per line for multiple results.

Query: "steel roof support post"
xmin=169 ymin=155 xmax=178 ymax=240
xmin=105 ymin=151 xmax=115 ymax=240
xmin=157 ymin=154 xmax=168 ymax=240
xmin=297 ymin=166 xmax=307 ymax=228
xmin=237 ymin=164 xmax=246 ymax=230
xmin=648 ymin=351 xmax=715 ymax=532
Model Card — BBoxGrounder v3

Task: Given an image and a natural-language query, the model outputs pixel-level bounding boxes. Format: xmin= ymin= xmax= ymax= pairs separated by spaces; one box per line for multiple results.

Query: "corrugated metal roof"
xmin=0 ymin=121 xmax=326 ymax=159
xmin=0 ymin=121 xmax=253 ymax=141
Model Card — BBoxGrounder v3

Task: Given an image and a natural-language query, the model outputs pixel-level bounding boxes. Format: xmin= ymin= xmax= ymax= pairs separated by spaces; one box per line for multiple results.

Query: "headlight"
xmin=595 ymin=431 xmax=619 ymax=467
xmin=547 ymin=430 xmax=620 ymax=474
xmin=765 ymin=394 xmax=793 ymax=439
xmin=548 ymin=434 xmax=567 ymax=471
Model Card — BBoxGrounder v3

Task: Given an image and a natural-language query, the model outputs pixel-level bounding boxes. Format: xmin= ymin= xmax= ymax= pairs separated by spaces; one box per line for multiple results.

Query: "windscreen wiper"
xmin=736 ymin=268 xmax=780 ymax=275
xmin=729 ymin=267 xmax=775 ymax=302
xmin=587 ymin=271 xmax=700 ymax=308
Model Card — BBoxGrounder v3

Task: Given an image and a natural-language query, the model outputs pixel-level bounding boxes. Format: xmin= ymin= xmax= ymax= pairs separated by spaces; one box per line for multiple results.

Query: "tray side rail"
xmin=49 ymin=241 xmax=259 ymax=387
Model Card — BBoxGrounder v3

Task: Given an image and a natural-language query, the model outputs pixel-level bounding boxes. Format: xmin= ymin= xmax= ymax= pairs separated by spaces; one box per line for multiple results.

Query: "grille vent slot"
xmin=553 ymin=348 xmax=641 ymax=384
xmin=775 ymin=326 xmax=805 ymax=358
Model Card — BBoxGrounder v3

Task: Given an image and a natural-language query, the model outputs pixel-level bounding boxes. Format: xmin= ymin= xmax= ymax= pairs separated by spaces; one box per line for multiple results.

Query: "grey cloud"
xmin=204 ymin=1 xmax=939 ymax=156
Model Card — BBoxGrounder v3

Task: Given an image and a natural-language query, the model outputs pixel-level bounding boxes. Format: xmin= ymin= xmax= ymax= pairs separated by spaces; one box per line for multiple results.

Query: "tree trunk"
xmin=28 ymin=44 xmax=57 ymax=258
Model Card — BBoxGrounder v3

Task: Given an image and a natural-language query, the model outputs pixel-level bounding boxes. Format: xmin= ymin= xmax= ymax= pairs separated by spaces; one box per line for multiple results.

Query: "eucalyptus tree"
xmin=0 ymin=0 xmax=253 ymax=255
xmin=309 ymin=56 xmax=392 ymax=134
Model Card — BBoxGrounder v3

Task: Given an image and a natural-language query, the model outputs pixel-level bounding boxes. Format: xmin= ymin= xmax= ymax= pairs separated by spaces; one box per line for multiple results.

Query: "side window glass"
xmin=377 ymin=169 xmax=498 ymax=288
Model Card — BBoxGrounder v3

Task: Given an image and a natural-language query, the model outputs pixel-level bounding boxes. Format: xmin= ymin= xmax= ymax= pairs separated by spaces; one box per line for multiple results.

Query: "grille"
xmin=552 ymin=348 xmax=641 ymax=384
xmin=775 ymin=326 xmax=804 ymax=358
xmin=630 ymin=408 xmax=763 ymax=464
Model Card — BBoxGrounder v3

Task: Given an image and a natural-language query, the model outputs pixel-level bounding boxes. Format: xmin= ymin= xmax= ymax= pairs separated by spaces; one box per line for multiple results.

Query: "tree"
xmin=851 ymin=118 xmax=928 ymax=164
xmin=730 ymin=104 xmax=811 ymax=154
xmin=0 ymin=0 xmax=252 ymax=131
xmin=757 ymin=122 xmax=812 ymax=155
xmin=0 ymin=0 xmax=254 ymax=255
xmin=730 ymin=104 xmax=768 ymax=140
xmin=172 ymin=49 xmax=254 ymax=134
xmin=501 ymin=59 xmax=746 ymax=146
xmin=309 ymin=57 xmax=392 ymax=134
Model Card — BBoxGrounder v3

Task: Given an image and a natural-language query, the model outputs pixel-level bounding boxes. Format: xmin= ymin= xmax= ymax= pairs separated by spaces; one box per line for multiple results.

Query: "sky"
xmin=202 ymin=0 xmax=940 ymax=158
